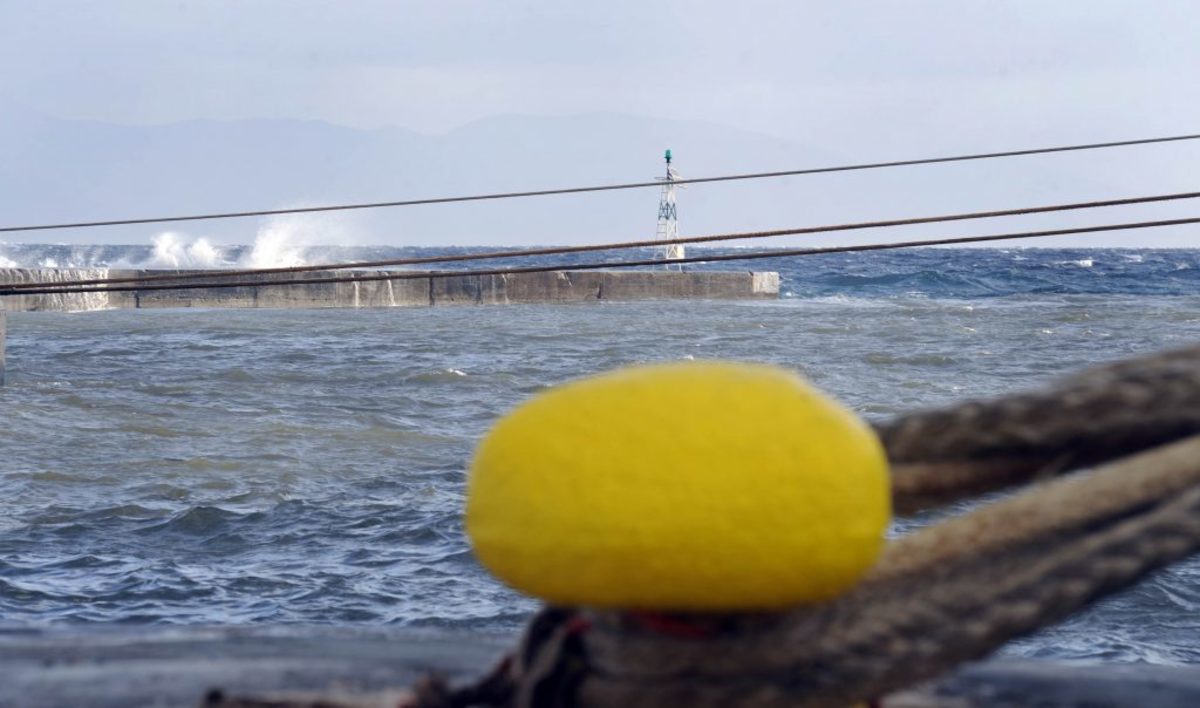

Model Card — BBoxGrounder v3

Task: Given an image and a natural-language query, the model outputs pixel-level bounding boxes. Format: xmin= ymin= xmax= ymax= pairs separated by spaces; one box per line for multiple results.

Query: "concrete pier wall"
xmin=0 ymin=268 xmax=779 ymax=313
xmin=3 ymin=626 xmax=1200 ymax=707
xmin=0 ymin=268 xmax=126 ymax=312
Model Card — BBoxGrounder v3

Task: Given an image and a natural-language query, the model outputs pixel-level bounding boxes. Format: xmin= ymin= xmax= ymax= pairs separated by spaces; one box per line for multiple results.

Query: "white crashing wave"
xmin=137 ymin=213 xmax=354 ymax=270
xmin=0 ymin=268 xmax=113 ymax=312
xmin=238 ymin=213 xmax=356 ymax=269
xmin=141 ymin=232 xmax=228 ymax=269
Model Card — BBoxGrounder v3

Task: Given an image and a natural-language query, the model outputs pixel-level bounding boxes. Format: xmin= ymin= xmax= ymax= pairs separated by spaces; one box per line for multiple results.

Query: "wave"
xmin=141 ymin=232 xmax=229 ymax=268
xmin=0 ymin=212 xmax=360 ymax=270
xmin=2 ymin=245 xmax=1200 ymax=298
xmin=135 ymin=214 xmax=349 ymax=269
xmin=0 ymin=267 xmax=114 ymax=311
xmin=404 ymin=368 xmax=471 ymax=384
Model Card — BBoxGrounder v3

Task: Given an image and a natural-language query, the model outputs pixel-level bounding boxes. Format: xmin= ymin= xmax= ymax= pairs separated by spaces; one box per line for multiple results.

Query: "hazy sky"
xmin=2 ymin=1 xmax=1199 ymax=247
xmin=5 ymin=2 xmax=1198 ymax=140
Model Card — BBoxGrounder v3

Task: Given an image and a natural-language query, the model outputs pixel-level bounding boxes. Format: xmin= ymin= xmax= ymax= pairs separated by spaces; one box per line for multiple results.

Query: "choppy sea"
xmin=2 ymin=244 xmax=1200 ymax=664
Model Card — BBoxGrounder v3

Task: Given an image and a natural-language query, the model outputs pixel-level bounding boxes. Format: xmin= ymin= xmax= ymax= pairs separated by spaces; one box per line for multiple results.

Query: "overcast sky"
xmin=2 ymin=1 xmax=1199 ymax=247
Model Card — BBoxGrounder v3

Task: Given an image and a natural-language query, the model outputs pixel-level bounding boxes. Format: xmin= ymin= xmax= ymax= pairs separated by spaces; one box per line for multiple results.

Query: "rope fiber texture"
xmin=879 ymin=343 xmax=1200 ymax=515
xmin=458 ymin=345 xmax=1200 ymax=707
xmin=207 ymin=345 xmax=1200 ymax=708
xmin=570 ymin=440 xmax=1200 ymax=708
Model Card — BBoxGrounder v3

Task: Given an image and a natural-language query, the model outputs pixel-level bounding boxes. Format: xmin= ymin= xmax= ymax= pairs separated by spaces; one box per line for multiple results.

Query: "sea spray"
xmin=142 ymin=232 xmax=228 ymax=269
xmin=0 ymin=244 xmax=132 ymax=269
xmin=0 ymin=267 xmax=113 ymax=311
xmin=238 ymin=213 xmax=357 ymax=269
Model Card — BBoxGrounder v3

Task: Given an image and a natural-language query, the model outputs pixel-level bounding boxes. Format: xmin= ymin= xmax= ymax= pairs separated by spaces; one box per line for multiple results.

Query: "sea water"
xmin=1 ymin=246 xmax=1200 ymax=664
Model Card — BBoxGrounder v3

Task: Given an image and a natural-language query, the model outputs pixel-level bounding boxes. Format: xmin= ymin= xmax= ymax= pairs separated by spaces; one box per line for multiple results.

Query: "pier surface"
xmin=0 ymin=626 xmax=504 ymax=708
xmin=2 ymin=626 xmax=1199 ymax=707
xmin=0 ymin=268 xmax=779 ymax=312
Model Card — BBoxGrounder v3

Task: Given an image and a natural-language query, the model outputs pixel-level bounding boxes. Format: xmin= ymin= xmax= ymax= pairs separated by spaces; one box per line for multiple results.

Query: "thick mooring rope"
xmin=469 ymin=349 xmax=1200 ymax=708
xmin=879 ymin=343 xmax=1200 ymax=514
xmin=570 ymin=436 xmax=1200 ymax=708
xmin=209 ymin=345 xmax=1200 ymax=708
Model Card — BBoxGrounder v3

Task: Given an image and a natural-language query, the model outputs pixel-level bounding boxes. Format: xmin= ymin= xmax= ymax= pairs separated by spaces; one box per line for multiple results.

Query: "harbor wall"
xmin=4 ymin=626 xmax=1200 ymax=707
xmin=0 ymin=268 xmax=779 ymax=313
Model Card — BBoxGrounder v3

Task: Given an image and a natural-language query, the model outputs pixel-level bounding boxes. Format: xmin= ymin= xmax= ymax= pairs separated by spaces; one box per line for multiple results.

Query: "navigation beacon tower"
xmin=655 ymin=149 xmax=685 ymax=265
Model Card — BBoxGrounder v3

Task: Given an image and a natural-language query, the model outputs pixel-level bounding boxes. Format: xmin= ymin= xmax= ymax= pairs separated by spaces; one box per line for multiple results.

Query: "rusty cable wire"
xmin=3 ymin=216 xmax=1198 ymax=297
xmin=3 ymin=189 xmax=1198 ymax=293
xmin=2 ymin=133 xmax=1198 ymax=234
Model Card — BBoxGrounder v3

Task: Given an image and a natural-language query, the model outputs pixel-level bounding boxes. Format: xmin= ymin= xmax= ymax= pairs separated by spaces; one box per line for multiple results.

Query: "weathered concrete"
xmin=0 ymin=626 xmax=505 ymax=708
xmin=0 ymin=268 xmax=130 ymax=312
xmin=130 ymin=271 xmax=433 ymax=310
xmin=1 ymin=626 xmax=1198 ymax=707
xmin=0 ymin=268 xmax=779 ymax=313
xmin=888 ymin=660 xmax=1200 ymax=708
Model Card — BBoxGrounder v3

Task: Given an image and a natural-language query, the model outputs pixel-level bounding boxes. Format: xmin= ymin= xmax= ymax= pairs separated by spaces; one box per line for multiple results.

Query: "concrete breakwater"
xmin=0 ymin=268 xmax=779 ymax=312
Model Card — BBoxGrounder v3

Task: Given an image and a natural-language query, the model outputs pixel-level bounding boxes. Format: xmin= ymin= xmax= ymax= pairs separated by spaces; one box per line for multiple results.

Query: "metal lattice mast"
xmin=655 ymin=149 xmax=685 ymax=266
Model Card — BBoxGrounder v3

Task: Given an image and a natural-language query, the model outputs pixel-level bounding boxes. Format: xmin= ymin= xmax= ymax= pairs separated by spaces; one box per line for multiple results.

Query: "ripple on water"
xmin=4 ymin=287 xmax=1200 ymax=660
xmin=139 ymin=505 xmax=240 ymax=536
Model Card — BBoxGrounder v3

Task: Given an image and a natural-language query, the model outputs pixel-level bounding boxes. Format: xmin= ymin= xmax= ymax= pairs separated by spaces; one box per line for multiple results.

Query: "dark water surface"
xmin=2 ymin=248 xmax=1200 ymax=663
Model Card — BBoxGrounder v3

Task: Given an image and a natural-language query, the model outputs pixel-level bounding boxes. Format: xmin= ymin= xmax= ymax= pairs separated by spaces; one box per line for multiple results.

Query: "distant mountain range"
xmin=1 ymin=101 xmax=1190 ymax=247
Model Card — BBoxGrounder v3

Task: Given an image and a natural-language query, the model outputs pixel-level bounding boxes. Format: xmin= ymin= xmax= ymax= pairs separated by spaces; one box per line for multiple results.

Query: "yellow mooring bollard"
xmin=466 ymin=360 xmax=891 ymax=611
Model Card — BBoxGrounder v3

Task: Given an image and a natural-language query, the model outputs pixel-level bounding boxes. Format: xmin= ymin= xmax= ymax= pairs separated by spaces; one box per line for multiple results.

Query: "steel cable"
xmin=3 ymin=189 xmax=1198 ymax=292
xmin=3 ymin=215 xmax=1198 ymax=297
xmin=2 ymin=133 xmax=1197 ymax=234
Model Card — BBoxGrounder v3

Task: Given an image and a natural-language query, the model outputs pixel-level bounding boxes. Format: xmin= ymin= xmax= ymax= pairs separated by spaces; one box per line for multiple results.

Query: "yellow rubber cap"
xmin=466 ymin=361 xmax=890 ymax=610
